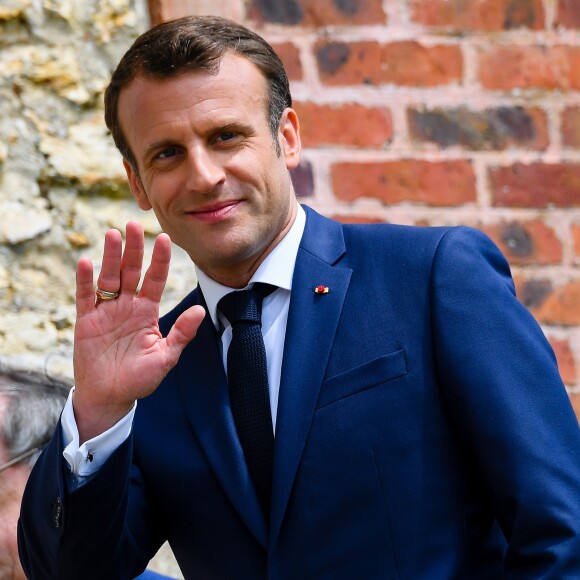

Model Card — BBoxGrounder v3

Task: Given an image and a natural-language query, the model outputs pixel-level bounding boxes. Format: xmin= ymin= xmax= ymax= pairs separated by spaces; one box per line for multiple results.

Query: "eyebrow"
xmin=218 ymin=121 xmax=254 ymax=134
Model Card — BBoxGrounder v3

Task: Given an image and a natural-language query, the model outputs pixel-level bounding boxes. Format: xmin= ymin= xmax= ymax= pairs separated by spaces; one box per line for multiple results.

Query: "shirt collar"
xmin=196 ymin=204 xmax=306 ymax=329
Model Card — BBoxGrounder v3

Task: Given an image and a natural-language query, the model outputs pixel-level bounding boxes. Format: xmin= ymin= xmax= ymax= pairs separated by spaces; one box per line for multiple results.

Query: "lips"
xmin=188 ymin=200 xmax=240 ymax=223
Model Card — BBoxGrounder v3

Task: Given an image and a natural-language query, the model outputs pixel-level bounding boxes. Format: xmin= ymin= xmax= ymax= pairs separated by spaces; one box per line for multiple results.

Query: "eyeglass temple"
xmin=0 ymin=447 xmax=39 ymax=473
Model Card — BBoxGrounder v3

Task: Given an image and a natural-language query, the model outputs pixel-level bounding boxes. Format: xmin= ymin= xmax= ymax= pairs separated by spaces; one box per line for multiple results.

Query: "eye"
xmin=157 ymin=147 xmax=178 ymax=159
xmin=217 ymin=131 xmax=236 ymax=143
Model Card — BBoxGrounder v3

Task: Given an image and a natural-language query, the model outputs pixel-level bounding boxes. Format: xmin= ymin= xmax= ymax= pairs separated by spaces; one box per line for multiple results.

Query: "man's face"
xmin=118 ymin=52 xmax=301 ymax=287
xmin=0 ymin=396 xmax=28 ymax=580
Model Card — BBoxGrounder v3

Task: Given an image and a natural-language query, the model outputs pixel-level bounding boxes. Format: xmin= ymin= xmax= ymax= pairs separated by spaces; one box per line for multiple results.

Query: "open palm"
xmin=72 ymin=222 xmax=204 ymax=441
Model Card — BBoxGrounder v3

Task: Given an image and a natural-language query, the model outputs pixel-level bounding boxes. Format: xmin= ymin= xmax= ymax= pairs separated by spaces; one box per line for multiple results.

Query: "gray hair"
xmin=0 ymin=369 xmax=71 ymax=469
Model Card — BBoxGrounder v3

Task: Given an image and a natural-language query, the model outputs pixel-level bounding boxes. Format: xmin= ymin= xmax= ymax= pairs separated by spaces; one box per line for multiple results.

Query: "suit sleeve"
xmin=431 ymin=227 xmax=580 ymax=577
xmin=18 ymin=420 xmax=161 ymax=580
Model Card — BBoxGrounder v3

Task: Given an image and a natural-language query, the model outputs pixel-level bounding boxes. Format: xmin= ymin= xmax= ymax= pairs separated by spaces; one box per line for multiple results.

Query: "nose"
xmin=186 ymin=147 xmax=226 ymax=194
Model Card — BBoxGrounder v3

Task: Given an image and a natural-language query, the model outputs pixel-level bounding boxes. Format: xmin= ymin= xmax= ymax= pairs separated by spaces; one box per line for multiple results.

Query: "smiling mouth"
xmin=189 ymin=200 xmax=240 ymax=223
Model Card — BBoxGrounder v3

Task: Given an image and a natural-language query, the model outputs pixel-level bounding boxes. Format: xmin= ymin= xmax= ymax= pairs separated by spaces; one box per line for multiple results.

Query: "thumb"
xmin=165 ymin=305 xmax=206 ymax=360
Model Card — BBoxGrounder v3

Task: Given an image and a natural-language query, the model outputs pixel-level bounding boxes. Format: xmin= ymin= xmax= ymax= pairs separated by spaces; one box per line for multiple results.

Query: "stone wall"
xmin=0 ymin=0 xmax=197 ymax=382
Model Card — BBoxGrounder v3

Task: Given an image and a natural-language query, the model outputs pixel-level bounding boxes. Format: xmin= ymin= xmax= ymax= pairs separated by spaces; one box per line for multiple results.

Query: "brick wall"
xmin=149 ymin=0 xmax=580 ymax=416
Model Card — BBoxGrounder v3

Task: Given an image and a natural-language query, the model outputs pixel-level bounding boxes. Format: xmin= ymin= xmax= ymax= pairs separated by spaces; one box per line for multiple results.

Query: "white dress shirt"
xmin=62 ymin=204 xmax=306 ymax=476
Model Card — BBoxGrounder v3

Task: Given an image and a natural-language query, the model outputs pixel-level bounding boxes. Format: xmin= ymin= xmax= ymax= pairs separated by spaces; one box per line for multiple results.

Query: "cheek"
xmin=143 ymin=182 xmax=179 ymax=214
xmin=0 ymin=516 xmax=17 ymax=567
xmin=264 ymin=170 xmax=293 ymax=211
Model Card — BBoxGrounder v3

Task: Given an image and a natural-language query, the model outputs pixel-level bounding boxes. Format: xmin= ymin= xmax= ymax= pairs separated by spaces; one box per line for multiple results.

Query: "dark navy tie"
xmin=218 ymin=283 xmax=276 ymax=519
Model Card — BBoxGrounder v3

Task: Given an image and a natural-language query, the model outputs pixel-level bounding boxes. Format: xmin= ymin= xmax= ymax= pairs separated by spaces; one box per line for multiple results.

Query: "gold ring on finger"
xmin=95 ymin=287 xmax=120 ymax=300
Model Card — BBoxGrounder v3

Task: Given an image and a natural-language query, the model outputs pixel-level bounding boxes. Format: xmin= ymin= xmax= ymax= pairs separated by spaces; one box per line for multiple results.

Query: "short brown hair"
xmin=104 ymin=16 xmax=292 ymax=168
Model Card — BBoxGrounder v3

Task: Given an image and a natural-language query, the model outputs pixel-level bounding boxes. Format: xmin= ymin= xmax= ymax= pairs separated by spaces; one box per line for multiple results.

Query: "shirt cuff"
xmin=61 ymin=386 xmax=136 ymax=476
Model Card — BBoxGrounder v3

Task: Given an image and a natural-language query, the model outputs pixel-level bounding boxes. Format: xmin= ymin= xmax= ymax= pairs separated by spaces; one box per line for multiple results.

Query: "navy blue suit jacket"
xmin=19 ymin=206 xmax=580 ymax=578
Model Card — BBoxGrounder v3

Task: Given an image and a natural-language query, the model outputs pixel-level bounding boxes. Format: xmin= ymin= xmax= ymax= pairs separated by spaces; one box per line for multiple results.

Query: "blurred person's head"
xmin=0 ymin=369 xmax=70 ymax=579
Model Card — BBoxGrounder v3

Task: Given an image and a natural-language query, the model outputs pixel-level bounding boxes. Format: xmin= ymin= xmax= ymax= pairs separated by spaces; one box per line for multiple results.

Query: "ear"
xmin=123 ymin=159 xmax=152 ymax=210
xmin=278 ymin=108 xmax=301 ymax=170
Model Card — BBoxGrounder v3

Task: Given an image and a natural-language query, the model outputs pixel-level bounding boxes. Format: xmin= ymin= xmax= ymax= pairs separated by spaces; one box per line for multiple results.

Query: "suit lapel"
xmin=270 ymin=207 xmax=352 ymax=547
xmin=177 ymin=292 xmax=268 ymax=548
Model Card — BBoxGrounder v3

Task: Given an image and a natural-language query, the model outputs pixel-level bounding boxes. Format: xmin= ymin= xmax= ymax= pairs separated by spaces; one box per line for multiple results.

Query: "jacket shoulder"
xmin=341 ymin=221 xmax=494 ymax=266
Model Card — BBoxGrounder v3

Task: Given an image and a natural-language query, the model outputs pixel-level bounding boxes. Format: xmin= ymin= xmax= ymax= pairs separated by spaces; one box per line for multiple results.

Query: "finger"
xmin=76 ymin=256 xmax=95 ymax=316
xmin=119 ymin=221 xmax=145 ymax=297
xmin=138 ymin=233 xmax=172 ymax=303
xmin=165 ymin=305 xmax=206 ymax=363
xmin=96 ymin=229 xmax=123 ymax=294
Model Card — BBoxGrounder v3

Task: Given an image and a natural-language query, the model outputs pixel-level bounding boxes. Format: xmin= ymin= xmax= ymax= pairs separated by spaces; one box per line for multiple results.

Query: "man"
xmin=0 ymin=368 xmax=69 ymax=579
xmin=19 ymin=15 xmax=580 ymax=579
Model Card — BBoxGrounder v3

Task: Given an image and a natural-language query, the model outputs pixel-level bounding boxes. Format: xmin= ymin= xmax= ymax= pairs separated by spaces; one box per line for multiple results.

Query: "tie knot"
xmin=218 ymin=283 xmax=276 ymax=326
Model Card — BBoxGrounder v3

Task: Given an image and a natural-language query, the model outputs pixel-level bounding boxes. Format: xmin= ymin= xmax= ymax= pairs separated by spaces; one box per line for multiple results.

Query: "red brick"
xmin=479 ymin=46 xmax=580 ymax=91
xmin=148 ymin=0 xmax=241 ymax=24
xmin=562 ymin=107 xmax=580 ymax=149
xmin=331 ymin=160 xmax=476 ymax=206
xmin=548 ymin=336 xmax=577 ymax=385
xmin=272 ymin=42 xmax=303 ymax=81
xmin=248 ymin=0 xmax=386 ymax=26
xmin=247 ymin=0 xmax=303 ymax=25
xmin=409 ymin=0 xmax=545 ymax=31
xmin=515 ymin=276 xmax=552 ymax=310
xmin=148 ymin=0 xmax=163 ymax=25
xmin=572 ymin=223 xmax=580 ymax=260
xmin=482 ymin=220 xmax=562 ymax=265
xmin=290 ymin=160 xmax=314 ymax=198
xmin=148 ymin=0 xmax=176 ymax=25
xmin=569 ymin=394 xmax=580 ymax=422
xmin=556 ymin=0 xmax=580 ymax=29
xmin=519 ymin=279 xmax=580 ymax=326
xmin=316 ymin=41 xmax=382 ymax=86
xmin=294 ymin=102 xmax=393 ymax=148
xmin=408 ymin=106 xmax=548 ymax=150
xmin=490 ymin=163 xmax=580 ymax=207
xmin=570 ymin=49 xmax=580 ymax=88
xmin=382 ymin=42 xmax=462 ymax=87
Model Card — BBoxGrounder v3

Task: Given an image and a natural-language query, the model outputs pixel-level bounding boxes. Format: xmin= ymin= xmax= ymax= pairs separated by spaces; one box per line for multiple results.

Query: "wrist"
xmin=72 ymin=389 xmax=135 ymax=444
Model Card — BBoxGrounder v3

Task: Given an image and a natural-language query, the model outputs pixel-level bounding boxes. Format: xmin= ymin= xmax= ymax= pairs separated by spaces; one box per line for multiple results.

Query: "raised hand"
xmin=73 ymin=221 xmax=205 ymax=442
